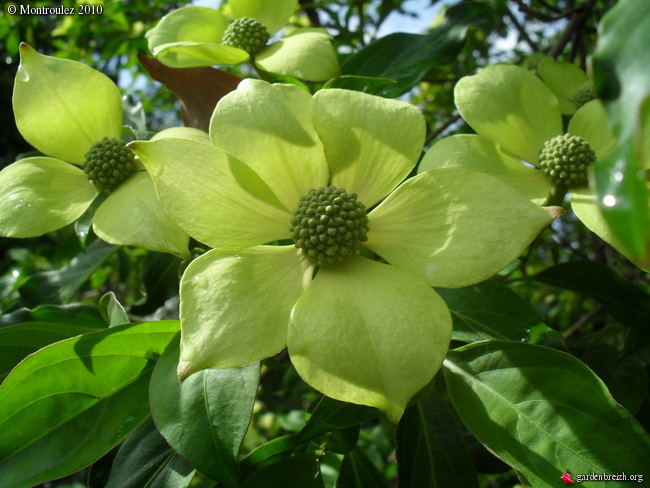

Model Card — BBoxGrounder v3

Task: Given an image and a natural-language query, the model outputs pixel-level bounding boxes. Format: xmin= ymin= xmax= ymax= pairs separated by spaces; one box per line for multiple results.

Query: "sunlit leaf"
xmin=0 ymin=321 xmax=179 ymax=488
xmin=444 ymin=341 xmax=650 ymax=487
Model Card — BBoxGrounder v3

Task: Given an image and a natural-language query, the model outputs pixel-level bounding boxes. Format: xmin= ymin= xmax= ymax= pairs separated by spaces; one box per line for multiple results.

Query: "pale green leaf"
xmin=366 ymin=169 xmax=562 ymax=288
xmin=418 ymin=135 xmax=553 ymax=205
xmin=567 ymin=100 xmax=616 ymax=159
xmin=13 ymin=44 xmax=122 ymax=165
xmin=255 ymin=29 xmax=340 ymax=82
xmin=129 ymin=137 xmax=290 ymax=249
xmin=0 ymin=157 xmax=96 ymax=238
xmin=93 ymin=172 xmax=190 ymax=259
xmin=210 ymin=79 xmax=329 ymax=210
xmin=537 ymin=57 xmax=589 ymax=115
xmin=146 ymin=6 xmax=248 ymax=68
xmin=230 ymin=0 xmax=297 ymax=35
xmin=313 ymin=88 xmax=425 ymax=208
xmin=178 ymin=245 xmax=313 ymax=377
xmin=289 ymin=256 xmax=452 ymax=423
xmin=454 ymin=64 xmax=562 ymax=164
xmin=151 ymin=126 xmax=210 ymax=144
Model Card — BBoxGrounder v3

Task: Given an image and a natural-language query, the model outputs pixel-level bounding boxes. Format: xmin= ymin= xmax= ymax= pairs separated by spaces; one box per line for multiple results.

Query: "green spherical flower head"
xmin=291 ymin=186 xmax=369 ymax=265
xmin=83 ymin=137 xmax=136 ymax=191
xmin=221 ymin=17 xmax=270 ymax=56
xmin=538 ymin=133 xmax=596 ymax=187
xmin=571 ymin=81 xmax=596 ymax=109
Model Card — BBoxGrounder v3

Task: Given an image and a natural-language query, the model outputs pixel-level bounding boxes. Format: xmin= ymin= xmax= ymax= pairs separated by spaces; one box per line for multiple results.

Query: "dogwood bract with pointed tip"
xmin=419 ymin=64 xmax=650 ymax=270
xmin=538 ymin=57 xmax=596 ymax=115
xmin=131 ymin=80 xmax=561 ymax=422
xmin=146 ymin=0 xmax=339 ymax=82
xmin=0 ymin=44 xmax=190 ymax=259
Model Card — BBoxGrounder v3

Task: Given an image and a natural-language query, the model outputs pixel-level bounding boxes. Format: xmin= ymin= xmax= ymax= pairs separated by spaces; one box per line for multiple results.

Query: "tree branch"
xmin=548 ymin=0 xmax=596 ymax=59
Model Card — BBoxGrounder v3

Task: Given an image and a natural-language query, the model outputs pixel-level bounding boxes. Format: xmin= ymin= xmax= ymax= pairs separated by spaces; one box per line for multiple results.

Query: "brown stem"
xmin=506 ymin=6 xmax=539 ymax=52
xmin=425 ymin=113 xmax=461 ymax=145
xmin=548 ymin=0 xmax=596 ymax=59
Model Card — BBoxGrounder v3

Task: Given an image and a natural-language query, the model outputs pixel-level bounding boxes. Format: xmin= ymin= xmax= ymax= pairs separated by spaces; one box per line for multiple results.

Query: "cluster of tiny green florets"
xmin=221 ymin=17 xmax=270 ymax=55
xmin=571 ymin=81 xmax=597 ymax=109
xmin=83 ymin=137 xmax=136 ymax=191
xmin=538 ymin=133 xmax=596 ymax=187
xmin=291 ymin=186 xmax=369 ymax=265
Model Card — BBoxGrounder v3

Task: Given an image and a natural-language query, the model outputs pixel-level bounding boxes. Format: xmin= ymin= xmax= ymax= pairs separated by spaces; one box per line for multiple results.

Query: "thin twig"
xmin=563 ymin=304 xmax=604 ymax=339
xmin=515 ymin=0 xmax=582 ymax=22
xmin=506 ymin=6 xmax=539 ymax=51
xmin=299 ymin=0 xmax=322 ymax=27
xmin=548 ymin=0 xmax=596 ymax=58
xmin=425 ymin=113 xmax=461 ymax=145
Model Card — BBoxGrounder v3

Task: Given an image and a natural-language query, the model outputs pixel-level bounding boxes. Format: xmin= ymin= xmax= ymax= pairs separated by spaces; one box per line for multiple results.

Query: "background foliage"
xmin=0 ymin=0 xmax=648 ymax=487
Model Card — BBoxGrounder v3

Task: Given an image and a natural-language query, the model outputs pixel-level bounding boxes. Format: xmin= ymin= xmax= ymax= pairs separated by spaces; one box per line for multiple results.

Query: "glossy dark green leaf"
xmin=0 ymin=320 xmax=105 ymax=382
xmin=74 ymin=211 xmax=94 ymax=250
xmin=99 ymin=292 xmax=130 ymax=327
xmin=241 ymin=453 xmax=325 ymax=488
xmin=106 ymin=418 xmax=195 ymax=488
xmin=0 ymin=320 xmax=179 ymax=488
xmin=150 ymin=337 xmax=259 ymax=488
xmin=581 ymin=344 xmax=648 ymax=414
xmin=322 ymin=75 xmax=397 ymax=95
xmin=240 ymin=435 xmax=297 ymax=479
xmin=130 ymin=252 xmax=181 ymax=316
xmin=443 ymin=341 xmax=650 ymax=487
xmin=436 ymin=280 xmax=564 ymax=348
xmin=295 ymin=396 xmax=379 ymax=445
xmin=396 ymin=393 xmax=478 ymax=488
xmin=0 ymin=303 xmax=106 ymax=328
xmin=592 ymin=0 xmax=649 ymax=259
xmin=18 ymin=239 xmax=117 ymax=307
xmin=528 ymin=261 xmax=650 ymax=325
xmin=336 ymin=447 xmax=387 ymax=488
xmin=341 ymin=2 xmax=493 ymax=97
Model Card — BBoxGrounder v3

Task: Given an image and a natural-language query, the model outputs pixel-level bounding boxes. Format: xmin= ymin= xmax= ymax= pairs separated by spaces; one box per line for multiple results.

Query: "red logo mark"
xmin=561 ymin=472 xmax=575 ymax=484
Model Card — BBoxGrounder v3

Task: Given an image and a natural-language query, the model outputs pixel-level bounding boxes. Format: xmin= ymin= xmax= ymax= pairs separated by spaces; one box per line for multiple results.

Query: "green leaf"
xmin=241 ymin=453 xmax=325 ymax=488
xmin=18 ymin=238 xmax=118 ymax=307
xmin=443 ymin=341 xmax=650 ymax=487
xmin=295 ymin=396 xmax=379 ymax=445
xmin=0 ymin=320 xmax=179 ymax=488
xmin=336 ymin=447 xmax=387 ymax=488
xmin=105 ymin=419 xmax=195 ymax=488
xmin=0 ymin=303 xmax=105 ymax=328
xmin=130 ymin=252 xmax=181 ymax=316
xmin=99 ymin=292 xmax=130 ymax=327
xmin=240 ymin=435 xmax=297 ymax=478
xmin=528 ymin=261 xmax=650 ymax=325
xmin=396 ymin=393 xmax=478 ymax=488
xmin=341 ymin=2 xmax=492 ymax=97
xmin=0 ymin=320 xmax=104 ymax=383
xmin=150 ymin=336 xmax=259 ymax=488
xmin=322 ymin=75 xmax=397 ymax=95
xmin=436 ymin=280 xmax=565 ymax=348
xmin=581 ymin=344 xmax=648 ymax=414
xmin=592 ymin=0 xmax=649 ymax=258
